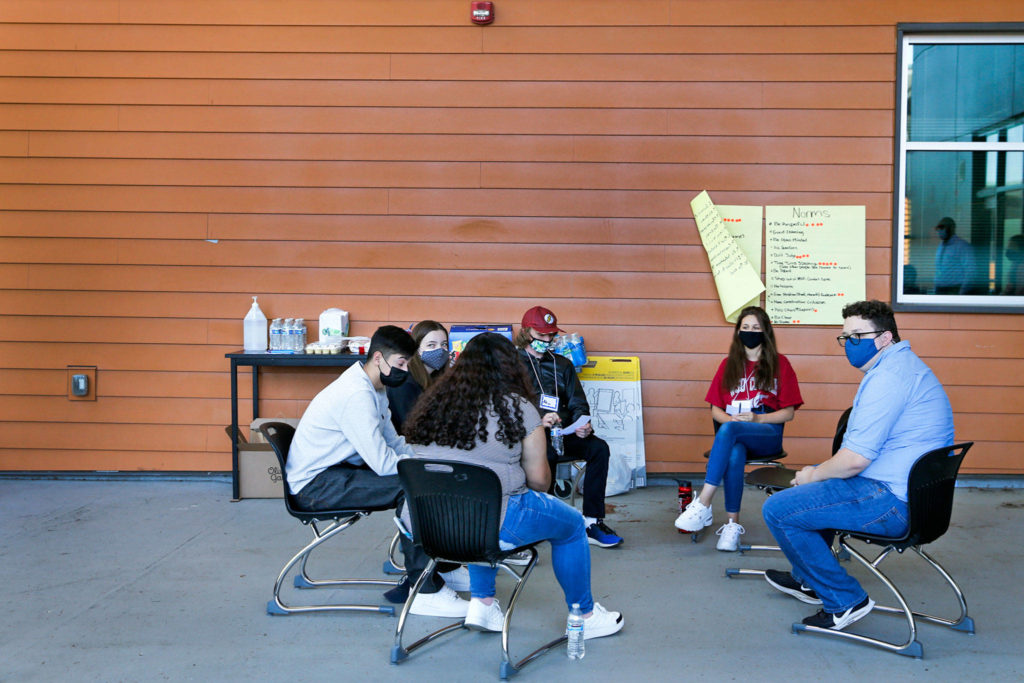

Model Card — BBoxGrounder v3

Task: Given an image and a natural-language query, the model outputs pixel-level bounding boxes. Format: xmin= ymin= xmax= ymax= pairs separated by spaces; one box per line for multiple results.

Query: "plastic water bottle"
xmin=295 ymin=318 xmax=307 ymax=352
xmin=269 ymin=318 xmax=283 ymax=351
xmin=243 ymin=296 xmax=267 ymax=352
xmin=551 ymin=426 xmax=564 ymax=456
xmin=281 ymin=319 xmax=294 ymax=353
xmin=567 ymin=603 xmax=585 ymax=659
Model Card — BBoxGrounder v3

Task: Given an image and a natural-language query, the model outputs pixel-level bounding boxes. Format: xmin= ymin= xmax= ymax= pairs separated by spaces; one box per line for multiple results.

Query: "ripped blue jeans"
xmin=468 ymin=488 xmax=593 ymax=612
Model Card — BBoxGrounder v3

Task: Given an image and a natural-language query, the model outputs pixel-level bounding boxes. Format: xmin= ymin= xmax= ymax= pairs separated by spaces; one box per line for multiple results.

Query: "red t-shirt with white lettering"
xmin=705 ymin=354 xmax=803 ymax=413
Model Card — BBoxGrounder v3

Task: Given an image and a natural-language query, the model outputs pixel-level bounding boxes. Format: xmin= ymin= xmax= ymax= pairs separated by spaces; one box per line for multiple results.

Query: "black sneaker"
xmin=764 ymin=569 xmax=823 ymax=605
xmin=586 ymin=520 xmax=623 ymax=548
xmin=802 ymin=597 xmax=875 ymax=630
xmin=383 ymin=575 xmax=410 ymax=604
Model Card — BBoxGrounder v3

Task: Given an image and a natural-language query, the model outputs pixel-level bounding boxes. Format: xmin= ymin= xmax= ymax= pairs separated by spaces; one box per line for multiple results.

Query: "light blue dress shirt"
xmin=842 ymin=341 xmax=955 ymax=501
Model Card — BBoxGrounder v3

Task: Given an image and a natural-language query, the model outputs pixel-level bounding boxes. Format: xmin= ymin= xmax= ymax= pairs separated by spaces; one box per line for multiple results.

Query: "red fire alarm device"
xmin=471 ymin=1 xmax=494 ymax=25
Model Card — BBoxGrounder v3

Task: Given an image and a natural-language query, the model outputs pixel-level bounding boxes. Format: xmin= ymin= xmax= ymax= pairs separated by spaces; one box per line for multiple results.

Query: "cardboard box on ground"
xmin=229 ymin=417 xmax=300 ymax=499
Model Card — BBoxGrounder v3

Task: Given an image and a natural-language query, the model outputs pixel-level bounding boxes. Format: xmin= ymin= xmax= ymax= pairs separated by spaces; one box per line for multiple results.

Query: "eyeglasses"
xmin=836 ymin=330 xmax=885 ymax=347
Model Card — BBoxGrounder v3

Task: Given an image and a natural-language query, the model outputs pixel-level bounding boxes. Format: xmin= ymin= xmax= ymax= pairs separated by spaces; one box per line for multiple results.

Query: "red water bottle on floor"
xmin=678 ymin=480 xmax=693 ymax=534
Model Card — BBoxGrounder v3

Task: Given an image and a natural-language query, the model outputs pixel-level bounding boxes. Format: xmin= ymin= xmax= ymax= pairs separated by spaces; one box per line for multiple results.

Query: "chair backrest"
xmin=831 ymin=407 xmax=853 ymax=455
xmin=904 ymin=442 xmax=973 ymax=546
xmin=258 ymin=421 xmax=304 ymax=517
xmin=397 ymin=459 xmax=504 ymax=565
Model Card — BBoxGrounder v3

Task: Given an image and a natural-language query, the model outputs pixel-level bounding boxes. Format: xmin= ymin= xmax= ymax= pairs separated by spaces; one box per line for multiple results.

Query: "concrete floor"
xmin=2 ymin=479 xmax=1022 ymax=682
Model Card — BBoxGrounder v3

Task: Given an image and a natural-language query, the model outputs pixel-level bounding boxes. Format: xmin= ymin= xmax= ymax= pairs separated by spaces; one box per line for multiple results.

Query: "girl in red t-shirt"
xmin=674 ymin=306 xmax=803 ymax=551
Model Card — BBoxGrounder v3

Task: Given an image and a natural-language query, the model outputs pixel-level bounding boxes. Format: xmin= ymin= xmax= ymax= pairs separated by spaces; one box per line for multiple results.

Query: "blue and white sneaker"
xmin=586 ymin=520 xmax=623 ymax=548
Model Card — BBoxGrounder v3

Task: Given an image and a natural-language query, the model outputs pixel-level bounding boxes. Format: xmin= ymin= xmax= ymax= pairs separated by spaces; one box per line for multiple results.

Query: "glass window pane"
xmin=908 ymin=44 xmax=1024 ymax=142
xmin=904 ymin=150 xmax=1024 ymax=296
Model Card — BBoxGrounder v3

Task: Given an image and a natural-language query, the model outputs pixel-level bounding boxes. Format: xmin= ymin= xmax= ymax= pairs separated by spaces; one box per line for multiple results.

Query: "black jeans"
xmin=293 ymin=462 xmax=444 ymax=594
xmin=547 ymin=433 xmax=610 ymax=520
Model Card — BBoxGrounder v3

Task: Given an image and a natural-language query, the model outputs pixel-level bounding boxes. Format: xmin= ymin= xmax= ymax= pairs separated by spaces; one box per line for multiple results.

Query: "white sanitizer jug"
xmin=243 ymin=296 xmax=268 ymax=352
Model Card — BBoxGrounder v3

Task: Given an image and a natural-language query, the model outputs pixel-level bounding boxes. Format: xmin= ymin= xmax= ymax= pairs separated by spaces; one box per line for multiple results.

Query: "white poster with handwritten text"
xmin=765 ymin=206 xmax=866 ymax=325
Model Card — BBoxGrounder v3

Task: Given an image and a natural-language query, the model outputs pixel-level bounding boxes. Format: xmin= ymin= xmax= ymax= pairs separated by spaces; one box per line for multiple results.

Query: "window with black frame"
xmin=894 ymin=27 xmax=1024 ymax=312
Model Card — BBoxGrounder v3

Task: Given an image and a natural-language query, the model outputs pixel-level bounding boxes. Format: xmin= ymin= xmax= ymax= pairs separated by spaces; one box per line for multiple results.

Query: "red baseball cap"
xmin=521 ymin=306 xmax=563 ymax=334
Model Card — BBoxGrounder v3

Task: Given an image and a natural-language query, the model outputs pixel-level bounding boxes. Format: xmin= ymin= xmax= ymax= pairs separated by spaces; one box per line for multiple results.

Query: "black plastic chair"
xmin=259 ymin=421 xmax=399 ymax=617
xmin=391 ymin=459 xmax=565 ymax=679
xmin=793 ymin=441 xmax=975 ymax=657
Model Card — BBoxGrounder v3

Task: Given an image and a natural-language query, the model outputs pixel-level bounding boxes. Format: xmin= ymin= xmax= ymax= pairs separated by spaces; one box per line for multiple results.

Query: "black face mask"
xmin=738 ymin=331 xmax=764 ymax=349
xmin=378 ymin=359 xmax=409 ymax=388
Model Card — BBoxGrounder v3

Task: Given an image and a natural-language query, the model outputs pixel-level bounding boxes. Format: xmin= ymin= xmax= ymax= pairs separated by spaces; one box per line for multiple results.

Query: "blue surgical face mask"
xmin=844 ymin=336 xmax=880 ymax=369
xmin=530 ymin=339 xmax=550 ymax=354
xmin=420 ymin=347 xmax=448 ymax=371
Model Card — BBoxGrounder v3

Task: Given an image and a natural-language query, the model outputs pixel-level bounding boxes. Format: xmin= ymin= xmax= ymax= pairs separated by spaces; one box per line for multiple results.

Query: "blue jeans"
xmin=468 ymin=489 xmax=593 ymax=613
xmin=762 ymin=476 xmax=909 ymax=613
xmin=705 ymin=421 xmax=784 ymax=513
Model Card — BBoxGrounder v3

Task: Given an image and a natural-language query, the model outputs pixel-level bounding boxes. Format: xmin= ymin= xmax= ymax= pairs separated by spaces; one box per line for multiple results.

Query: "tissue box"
xmin=319 ymin=308 xmax=349 ymax=343
xmin=449 ymin=324 xmax=513 ymax=357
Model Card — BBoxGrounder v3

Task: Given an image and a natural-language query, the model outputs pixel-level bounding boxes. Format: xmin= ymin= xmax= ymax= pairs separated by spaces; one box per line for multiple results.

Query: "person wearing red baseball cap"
xmin=516 ymin=306 xmax=623 ymax=548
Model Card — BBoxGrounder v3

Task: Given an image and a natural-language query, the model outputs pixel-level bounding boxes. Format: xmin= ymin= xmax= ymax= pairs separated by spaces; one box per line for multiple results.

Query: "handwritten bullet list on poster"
xmin=689 ymin=192 xmax=866 ymax=325
xmin=765 ymin=205 xmax=866 ymax=325
xmin=689 ymin=191 xmax=765 ymax=323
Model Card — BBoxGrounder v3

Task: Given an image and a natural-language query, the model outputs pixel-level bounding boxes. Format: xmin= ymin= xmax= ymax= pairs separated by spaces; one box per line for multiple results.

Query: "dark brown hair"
xmin=841 ymin=300 xmax=901 ymax=343
xmin=407 ymin=320 xmax=449 ymax=389
xmin=722 ymin=306 xmax=780 ymax=393
xmin=404 ymin=333 xmax=537 ymax=450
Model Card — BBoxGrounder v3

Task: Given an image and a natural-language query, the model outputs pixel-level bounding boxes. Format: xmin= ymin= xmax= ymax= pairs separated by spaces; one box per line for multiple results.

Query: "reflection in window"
xmin=896 ymin=31 xmax=1024 ymax=310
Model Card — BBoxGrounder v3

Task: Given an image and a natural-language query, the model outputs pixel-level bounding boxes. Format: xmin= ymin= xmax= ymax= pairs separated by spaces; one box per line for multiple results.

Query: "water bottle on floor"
xmin=567 ymin=603 xmax=585 ymax=659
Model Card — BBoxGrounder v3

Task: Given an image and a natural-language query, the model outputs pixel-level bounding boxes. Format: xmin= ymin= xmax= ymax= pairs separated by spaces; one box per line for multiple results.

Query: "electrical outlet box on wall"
xmin=67 ymin=365 xmax=97 ymax=401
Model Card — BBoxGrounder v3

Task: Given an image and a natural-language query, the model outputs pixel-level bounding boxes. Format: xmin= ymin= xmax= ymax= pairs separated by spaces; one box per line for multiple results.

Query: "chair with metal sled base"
xmin=391 ymin=459 xmax=566 ymax=679
xmin=259 ymin=421 xmax=399 ymax=617
xmin=792 ymin=442 xmax=975 ymax=658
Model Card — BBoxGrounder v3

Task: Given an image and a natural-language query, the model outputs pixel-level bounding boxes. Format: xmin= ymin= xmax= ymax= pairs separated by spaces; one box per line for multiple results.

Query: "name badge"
xmin=539 ymin=393 xmax=560 ymax=411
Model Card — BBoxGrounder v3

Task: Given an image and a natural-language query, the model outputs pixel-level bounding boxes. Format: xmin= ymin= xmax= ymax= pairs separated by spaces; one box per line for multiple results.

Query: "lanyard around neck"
xmin=527 ymin=352 xmax=558 ymax=397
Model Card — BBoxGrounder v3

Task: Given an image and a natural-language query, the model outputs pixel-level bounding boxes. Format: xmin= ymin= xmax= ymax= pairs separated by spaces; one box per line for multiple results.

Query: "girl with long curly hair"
xmin=674 ymin=306 xmax=803 ymax=550
xmin=403 ymin=333 xmax=624 ymax=639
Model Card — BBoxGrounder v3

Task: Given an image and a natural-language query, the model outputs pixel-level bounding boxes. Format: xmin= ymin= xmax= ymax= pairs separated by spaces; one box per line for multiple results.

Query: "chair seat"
xmin=837 ymin=527 xmax=915 ymax=549
xmin=703 ymin=449 xmax=787 ymax=462
xmin=288 ymin=501 xmax=396 ymax=523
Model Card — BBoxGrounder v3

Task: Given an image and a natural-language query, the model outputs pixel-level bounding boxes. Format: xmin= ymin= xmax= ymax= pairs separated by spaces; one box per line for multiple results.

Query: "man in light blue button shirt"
xmin=762 ymin=300 xmax=955 ymax=632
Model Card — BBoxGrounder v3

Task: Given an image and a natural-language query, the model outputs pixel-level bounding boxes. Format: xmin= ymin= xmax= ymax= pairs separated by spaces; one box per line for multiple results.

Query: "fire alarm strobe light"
xmin=471 ymin=1 xmax=494 ymax=25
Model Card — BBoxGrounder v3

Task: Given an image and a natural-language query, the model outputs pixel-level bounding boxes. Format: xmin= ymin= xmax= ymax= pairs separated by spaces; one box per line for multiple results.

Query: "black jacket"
xmin=519 ymin=348 xmax=591 ymax=426
xmin=386 ymin=376 xmax=424 ymax=435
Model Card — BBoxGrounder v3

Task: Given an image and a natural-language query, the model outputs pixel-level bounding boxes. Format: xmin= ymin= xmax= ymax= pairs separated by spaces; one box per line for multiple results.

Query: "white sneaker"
xmin=440 ymin=566 xmax=470 ymax=592
xmin=581 ymin=602 xmax=624 ymax=640
xmin=715 ymin=521 xmax=745 ymax=551
xmin=464 ymin=598 xmax=504 ymax=632
xmin=409 ymin=585 xmax=470 ymax=618
xmin=674 ymin=499 xmax=713 ymax=532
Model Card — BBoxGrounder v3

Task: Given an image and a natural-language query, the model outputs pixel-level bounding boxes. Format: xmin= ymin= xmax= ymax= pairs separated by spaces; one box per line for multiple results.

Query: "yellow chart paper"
xmin=690 ymin=191 xmax=765 ymax=322
xmin=765 ymin=205 xmax=866 ymax=325
xmin=718 ymin=205 xmax=764 ymax=322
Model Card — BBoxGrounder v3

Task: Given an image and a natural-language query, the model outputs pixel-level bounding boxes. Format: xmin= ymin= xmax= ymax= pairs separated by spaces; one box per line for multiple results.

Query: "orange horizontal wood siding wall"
xmin=2 ymin=0 xmax=1023 ymax=474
